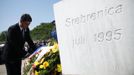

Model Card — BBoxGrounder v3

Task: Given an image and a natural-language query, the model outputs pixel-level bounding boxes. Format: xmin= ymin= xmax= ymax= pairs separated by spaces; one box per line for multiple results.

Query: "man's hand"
xmin=22 ymin=53 xmax=31 ymax=60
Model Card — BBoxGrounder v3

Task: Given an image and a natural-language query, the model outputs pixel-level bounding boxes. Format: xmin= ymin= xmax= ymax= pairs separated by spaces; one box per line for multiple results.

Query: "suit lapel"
xmin=15 ymin=23 xmax=25 ymax=42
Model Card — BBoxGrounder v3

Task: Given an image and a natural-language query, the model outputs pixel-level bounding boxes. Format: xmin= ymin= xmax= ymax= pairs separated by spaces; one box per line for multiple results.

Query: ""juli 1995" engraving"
xmin=94 ymin=29 xmax=122 ymax=42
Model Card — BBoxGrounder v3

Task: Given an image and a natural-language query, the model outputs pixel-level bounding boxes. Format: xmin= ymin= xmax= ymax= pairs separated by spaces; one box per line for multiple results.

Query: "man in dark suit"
xmin=3 ymin=13 xmax=36 ymax=75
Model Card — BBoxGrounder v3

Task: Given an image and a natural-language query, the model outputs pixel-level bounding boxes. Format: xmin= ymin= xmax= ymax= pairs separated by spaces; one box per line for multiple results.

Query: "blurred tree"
xmin=31 ymin=22 xmax=55 ymax=41
xmin=0 ymin=31 xmax=7 ymax=43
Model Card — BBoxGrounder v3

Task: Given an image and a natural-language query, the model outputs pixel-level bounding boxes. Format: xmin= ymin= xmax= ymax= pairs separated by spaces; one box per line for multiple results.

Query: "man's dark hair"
xmin=20 ymin=13 xmax=32 ymax=22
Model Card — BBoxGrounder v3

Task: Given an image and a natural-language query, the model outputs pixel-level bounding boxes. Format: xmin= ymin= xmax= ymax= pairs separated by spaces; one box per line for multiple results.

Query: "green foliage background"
xmin=0 ymin=31 xmax=7 ymax=44
xmin=0 ymin=22 xmax=55 ymax=43
xmin=31 ymin=22 xmax=55 ymax=41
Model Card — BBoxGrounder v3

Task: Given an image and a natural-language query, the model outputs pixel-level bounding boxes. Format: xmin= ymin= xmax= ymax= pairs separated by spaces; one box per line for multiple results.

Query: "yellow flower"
xmin=43 ymin=61 xmax=49 ymax=69
xmin=54 ymin=42 xmax=58 ymax=49
xmin=52 ymin=48 xmax=58 ymax=53
xmin=35 ymin=70 xmax=39 ymax=75
xmin=39 ymin=65 xmax=44 ymax=69
xmin=34 ymin=61 xmax=39 ymax=66
xmin=52 ymin=42 xmax=59 ymax=53
xmin=57 ymin=64 xmax=62 ymax=72
xmin=32 ymin=61 xmax=39 ymax=68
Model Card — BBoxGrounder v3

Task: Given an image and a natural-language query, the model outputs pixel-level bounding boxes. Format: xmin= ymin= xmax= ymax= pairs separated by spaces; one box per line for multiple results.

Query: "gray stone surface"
xmin=0 ymin=65 xmax=6 ymax=75
xmin=54 ymin=0 xmax=134 ymax=75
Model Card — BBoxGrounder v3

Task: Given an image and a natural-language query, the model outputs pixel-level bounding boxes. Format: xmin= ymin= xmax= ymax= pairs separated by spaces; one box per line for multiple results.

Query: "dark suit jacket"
xmin=3 ymin=23 xmax=36 ymax=62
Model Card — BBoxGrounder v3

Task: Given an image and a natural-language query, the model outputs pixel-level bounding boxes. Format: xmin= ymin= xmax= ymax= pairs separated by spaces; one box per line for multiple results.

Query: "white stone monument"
xmin=54 ymin=0 xmax=134 ymax=75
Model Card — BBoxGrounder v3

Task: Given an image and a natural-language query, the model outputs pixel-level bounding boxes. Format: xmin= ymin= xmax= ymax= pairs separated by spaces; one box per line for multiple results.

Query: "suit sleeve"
xmin=25 ymin=28 xmax=37 ymax=54
xmin=8 ymin=27 xmax=21 ymax=51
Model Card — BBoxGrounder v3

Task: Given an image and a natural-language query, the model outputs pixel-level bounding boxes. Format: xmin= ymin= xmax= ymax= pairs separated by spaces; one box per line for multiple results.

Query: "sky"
xmin=0 ymin=0 xmax=60 ymax=32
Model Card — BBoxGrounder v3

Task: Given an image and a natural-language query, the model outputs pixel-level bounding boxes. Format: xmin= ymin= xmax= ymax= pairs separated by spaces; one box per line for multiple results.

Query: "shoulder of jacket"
xmin=8 ymin=23 xmax=19 ymax=31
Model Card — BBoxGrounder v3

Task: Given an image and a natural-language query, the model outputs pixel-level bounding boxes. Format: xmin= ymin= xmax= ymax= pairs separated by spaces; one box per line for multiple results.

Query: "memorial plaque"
xmin=54 ymin=0 xmax=134 ymax=75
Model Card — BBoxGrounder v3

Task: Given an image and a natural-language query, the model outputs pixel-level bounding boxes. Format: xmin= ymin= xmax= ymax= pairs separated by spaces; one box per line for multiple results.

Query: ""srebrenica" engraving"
xmin=65 ymin=4 xmax=123 ymax=27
